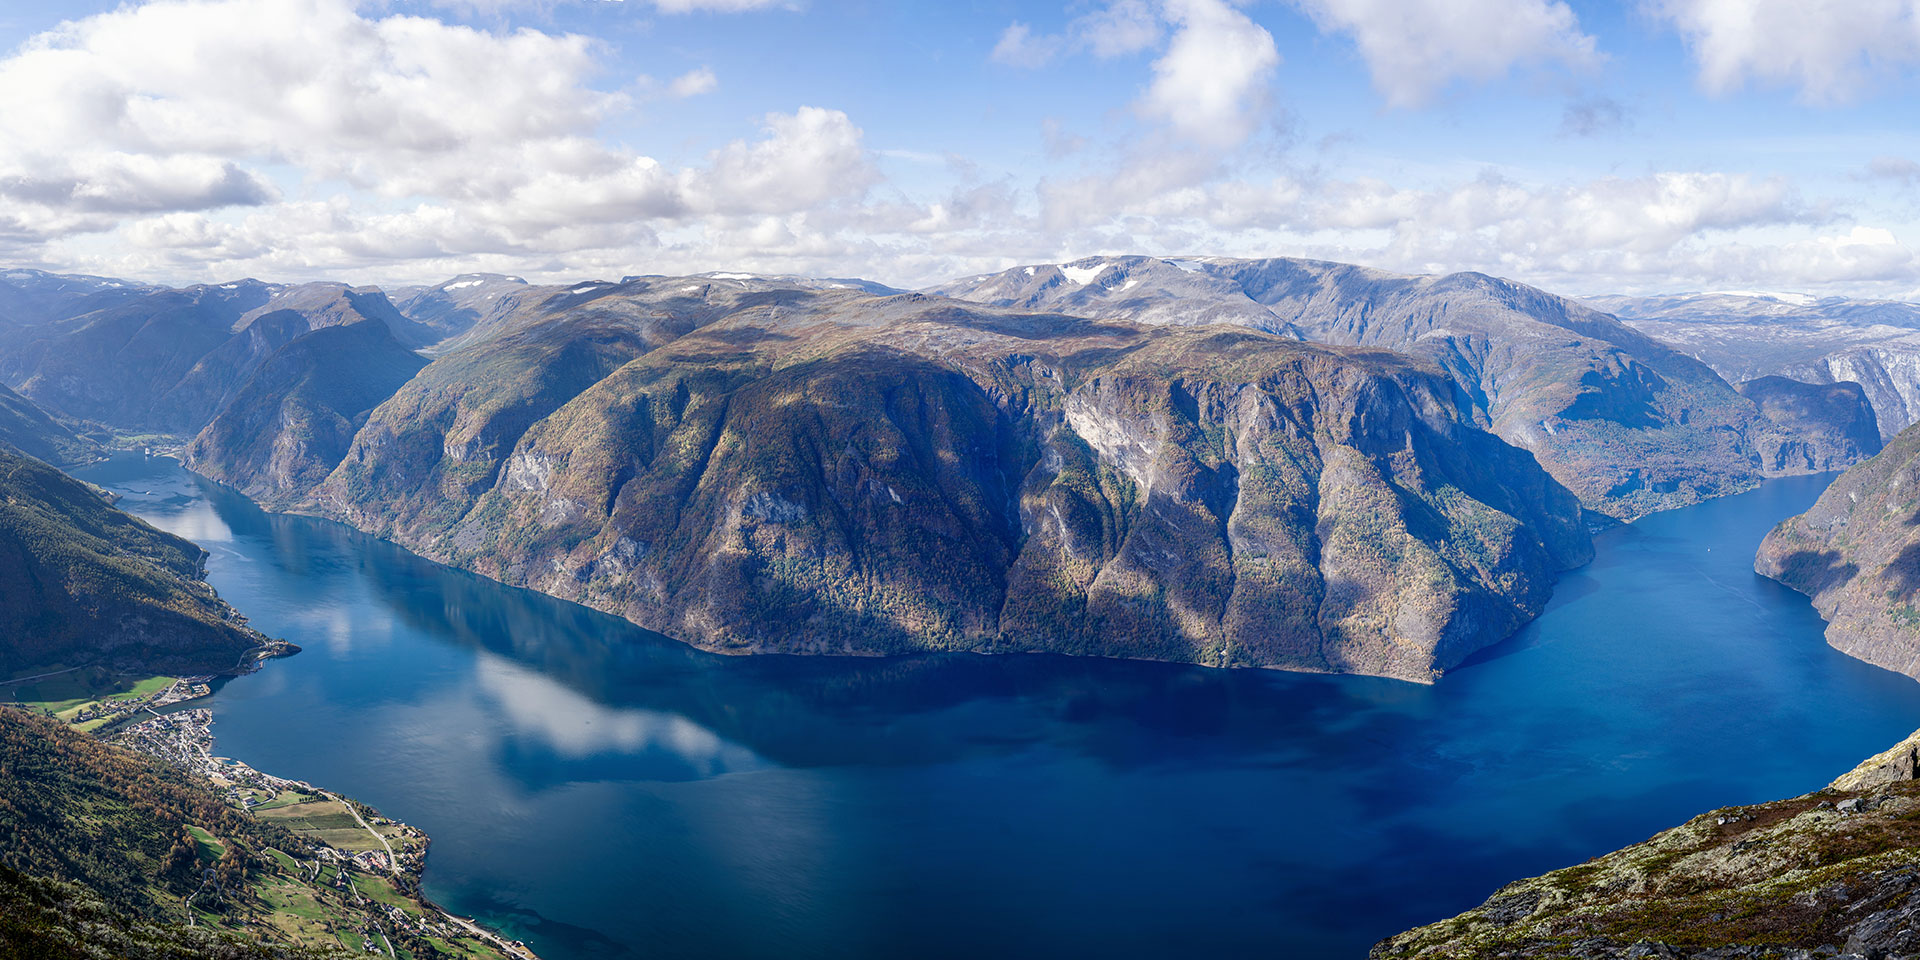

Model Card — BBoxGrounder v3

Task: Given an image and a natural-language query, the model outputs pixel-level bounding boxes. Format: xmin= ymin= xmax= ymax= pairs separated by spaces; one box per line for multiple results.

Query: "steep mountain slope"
xmin=0 ymin=281 xmax=423 ymax=437
xmin=936 ymin=256 xmax=1838 ymax=519
xmin=312 ymin=275 xmax=841 ymax=546
xmin=1375 ymin=727 xmax=1920 ymax=959
xmin=1596 ymin=291 xmax=1920 ymax=441
xmin=1756 ymin=421 xmax=1920 ymax=680
xmin=0 ymin=446 xmax=272 ymax=677
xmin=389 ymin=273 xmax=529 ymax=351
xmin=289 ymin=285 xmax=1591 ymax=681
xmin=1736 ymin=375 xmax=1881 ymax=472
xmin=0 ymin=282 xmax=277 ymax=429
xmin=182 ymin=318 xmax=429 ymax=505
xmin=0 ymin=382 xmax=100 ymax=467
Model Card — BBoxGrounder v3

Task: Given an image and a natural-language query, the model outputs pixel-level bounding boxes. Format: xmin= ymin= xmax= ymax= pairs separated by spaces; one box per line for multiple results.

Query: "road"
xmin=322 ymin=791 xmax=398 ymax=877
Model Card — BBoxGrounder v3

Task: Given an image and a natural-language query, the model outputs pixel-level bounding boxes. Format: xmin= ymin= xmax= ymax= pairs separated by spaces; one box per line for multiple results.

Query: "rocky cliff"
xmin=1736 ymin=376 xmax=1881 ymax=473
xmin=1374 ymin=727 xmax=1920 ymax=959
xmin=286 ymin=283 xmax=1591 ymax=681
xmin=937 ymin=257 xmax=1841 ymax=520
xmin=1755 ymin=420 xmax=1920 ymax=680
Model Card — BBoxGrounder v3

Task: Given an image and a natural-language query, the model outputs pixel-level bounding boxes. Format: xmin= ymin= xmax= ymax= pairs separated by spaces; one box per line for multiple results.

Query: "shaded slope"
xmin=0 ymin=445 xmax=270 ymax=676
xmin=183 ymin=318 xmax=429 ymax=505
xmin=0 ymin=382 xmax=100 ymax=467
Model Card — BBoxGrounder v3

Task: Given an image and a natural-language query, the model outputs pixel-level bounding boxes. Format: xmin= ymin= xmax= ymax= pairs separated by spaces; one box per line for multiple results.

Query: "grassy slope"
xmin=0 ymin=708 xmax=510 ymax=960
xmin=0 ymin=445 xmax=267 ymax=677
xmin=0 ymin=382 xmax=99 ymax=468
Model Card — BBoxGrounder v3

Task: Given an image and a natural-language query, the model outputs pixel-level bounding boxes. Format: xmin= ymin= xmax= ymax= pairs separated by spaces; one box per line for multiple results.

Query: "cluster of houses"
xmin=67 ymin=676 xmax=212 ymax=727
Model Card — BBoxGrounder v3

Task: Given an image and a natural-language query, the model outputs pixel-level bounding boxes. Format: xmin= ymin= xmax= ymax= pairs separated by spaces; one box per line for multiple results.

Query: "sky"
xmin=0 ymin=0 xmax=1918 ymax=297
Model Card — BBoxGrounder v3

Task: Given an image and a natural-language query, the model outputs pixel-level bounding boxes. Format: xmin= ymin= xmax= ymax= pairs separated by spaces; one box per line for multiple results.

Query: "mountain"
xmin=1735 ymin=375 xmax=1881 ymax=472
xmin=1755 ymin=419 xmax=1920 ymax=681
xmin=0 ymin=281 xmax=426 ymax=443
xmin=1374 ymin=726 xmax=1920 ymax=958
xmin=0 ymin=281 xmax=277 ymax=430
xmin=0 ymin=269 xmax=159 ymax=331
xmin=1595 ymin=291 xmax=1920 ymax=442
xmin=935 ymin=256 xmax=1855 ymax=520
xmin=281 ymin=281 xmax=1593 ymax=681
xmin=0 ymin=382 xmax=101 ymax=467
xmin=181 ymin=318 xmax=430 ymax=505
xmin=388 ymin=273 xmax=530 ymax=352
xmin=0 ymin=445 xmax=273 ymax=677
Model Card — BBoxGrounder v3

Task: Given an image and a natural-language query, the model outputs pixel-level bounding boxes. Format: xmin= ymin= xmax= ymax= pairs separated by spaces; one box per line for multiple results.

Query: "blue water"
xmin=78 ymin=458 xmax=1920 ymax=959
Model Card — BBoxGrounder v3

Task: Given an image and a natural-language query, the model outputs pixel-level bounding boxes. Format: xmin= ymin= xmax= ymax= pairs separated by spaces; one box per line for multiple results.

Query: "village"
xmin=114 ymin=709 xmax=540 ymax=960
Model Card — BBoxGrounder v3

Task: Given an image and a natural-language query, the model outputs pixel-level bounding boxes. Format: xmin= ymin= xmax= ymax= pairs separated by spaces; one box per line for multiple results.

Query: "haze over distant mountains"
xmin=0 ymin=257 xmax=1911 ymax=683
xmin=1594 ymin=291 xmax=1920 ymax=443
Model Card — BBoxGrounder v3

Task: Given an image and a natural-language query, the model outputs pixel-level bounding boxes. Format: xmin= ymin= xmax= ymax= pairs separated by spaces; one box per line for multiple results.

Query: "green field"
xmin=9 ymin=671 xmax=175 ymax=724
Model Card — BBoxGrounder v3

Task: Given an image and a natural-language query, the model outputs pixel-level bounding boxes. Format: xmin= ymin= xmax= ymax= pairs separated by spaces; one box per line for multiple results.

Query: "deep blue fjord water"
xmin=79 ymin=457 xmax=1920 ymax=959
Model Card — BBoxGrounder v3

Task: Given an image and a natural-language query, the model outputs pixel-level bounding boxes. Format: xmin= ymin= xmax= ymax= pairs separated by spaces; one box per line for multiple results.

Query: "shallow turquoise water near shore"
xmin=82 ymin=458 xmax=1920 ymax=958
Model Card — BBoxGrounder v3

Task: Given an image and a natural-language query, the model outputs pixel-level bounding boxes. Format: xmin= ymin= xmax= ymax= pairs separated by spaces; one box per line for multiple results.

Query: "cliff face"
xmin=0 ymin=446 xmax=270 ymax=677
xmin=1755 ymin=421 xmax=1920 ymax=680
xmin=936 ymin=257 xmax=1836 ymax=520
xmin=1736 ymin=376 xmax=1882 ymax=473
xmin=290 ymin=287 xmax=1590 ymax=681
xmin=1374 ymin=728 xmax=1920 ymax=959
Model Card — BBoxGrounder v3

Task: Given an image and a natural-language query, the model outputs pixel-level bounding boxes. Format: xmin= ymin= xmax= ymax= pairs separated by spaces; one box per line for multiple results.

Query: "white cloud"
xmin=1077 ymin=0 xmax=1163 ymax=56
xmin=989 ymin=0 xmax=1163 ymax=68
xmin=667 ymin=66 xmax=718 ymax=97
xmin=1292 ymin=0 xmax=1599 ymax=108
xmin=1139 ymin=0 xmax=1279 ymax=146
xmin=1650 ymin=0 xmax=1920 ymax=103
xmin=991 ymin=22 xmax=1062 ymax=67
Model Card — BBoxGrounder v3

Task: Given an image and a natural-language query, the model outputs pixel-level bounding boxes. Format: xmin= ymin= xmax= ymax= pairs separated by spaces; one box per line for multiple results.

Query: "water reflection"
xmin=79 ymin=456 xmax=1920 ymax=960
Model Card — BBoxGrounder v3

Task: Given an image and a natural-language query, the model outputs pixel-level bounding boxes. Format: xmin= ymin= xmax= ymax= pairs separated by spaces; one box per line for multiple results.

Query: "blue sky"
xmin=0 ymin=0 xmax=1917 ymax=297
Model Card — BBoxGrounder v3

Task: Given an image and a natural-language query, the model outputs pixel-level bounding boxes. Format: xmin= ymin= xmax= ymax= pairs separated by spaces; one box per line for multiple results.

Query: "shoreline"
xmin=115 ymin=707 xmax=540 ymax=960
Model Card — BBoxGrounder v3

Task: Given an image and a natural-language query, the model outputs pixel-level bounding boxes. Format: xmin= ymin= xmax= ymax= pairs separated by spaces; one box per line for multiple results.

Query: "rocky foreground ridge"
xmin=1757 ymin=421 xmax=1920 ymax=681
xmin=1374 ymin=728 xmax=1920 ymax=959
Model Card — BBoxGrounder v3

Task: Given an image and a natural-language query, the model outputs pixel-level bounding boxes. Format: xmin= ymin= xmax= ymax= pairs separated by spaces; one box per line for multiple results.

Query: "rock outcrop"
xmin=1736 ymin=376 xmax=1881 ymax=473
xmin=1374 ymin=727 xmax=1920 ymax=959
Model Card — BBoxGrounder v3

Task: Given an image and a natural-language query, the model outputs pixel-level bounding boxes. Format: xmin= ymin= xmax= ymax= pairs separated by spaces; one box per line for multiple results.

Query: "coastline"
xmin=115 ymin=707 xmax=540 ymax=960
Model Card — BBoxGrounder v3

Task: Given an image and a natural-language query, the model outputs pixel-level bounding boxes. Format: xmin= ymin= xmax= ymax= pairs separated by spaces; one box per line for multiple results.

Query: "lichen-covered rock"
xmin=1375 ymin=729 xmax=1920 ymax=959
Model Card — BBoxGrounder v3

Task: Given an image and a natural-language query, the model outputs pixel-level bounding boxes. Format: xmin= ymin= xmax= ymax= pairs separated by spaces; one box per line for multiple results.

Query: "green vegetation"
xmin=0 ymin=707 xmax=515 ymax=959
xmin=0 ymin=444 xmax=272 ymax=678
